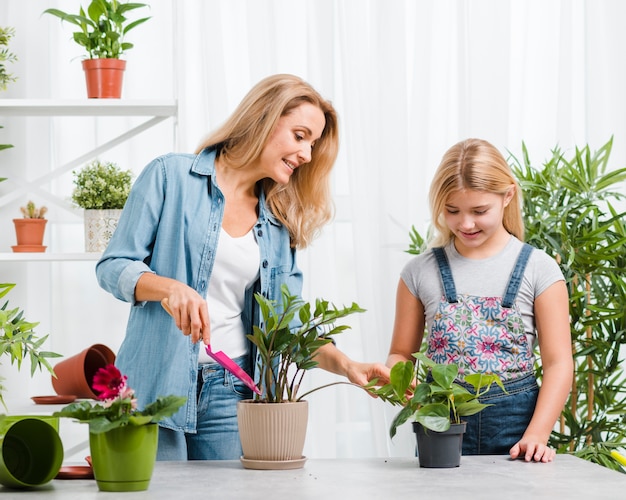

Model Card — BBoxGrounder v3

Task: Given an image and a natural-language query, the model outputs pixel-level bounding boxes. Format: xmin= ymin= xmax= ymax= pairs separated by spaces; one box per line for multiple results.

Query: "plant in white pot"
xmin=370 ymin=352 xmax=504 ymax=468
xmin=238 ymin=284 xmax=366 ymax=470
xmin=43 ymin=0 xmax=150 ymax=98
xmin=71 ymin=159 xmax=133 ymax=252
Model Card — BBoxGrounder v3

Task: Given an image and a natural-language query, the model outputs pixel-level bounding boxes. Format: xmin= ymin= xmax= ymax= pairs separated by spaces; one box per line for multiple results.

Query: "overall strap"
xmin=432 ymin=247 xmax=458 ymax=303
xmin=502 ymin=243 xmax=534 ymax=308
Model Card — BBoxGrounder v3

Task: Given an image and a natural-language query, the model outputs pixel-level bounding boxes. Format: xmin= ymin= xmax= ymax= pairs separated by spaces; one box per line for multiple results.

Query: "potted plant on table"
xmin=43 ymin=1 xmax=150 ymax=98
xmin=71 ymin=159 xmax=133 ymax=252
xmin=237 ymin=284 xmax=367 ymax=470
xmin=370 ymin=352 xmax=504 ymax=468
xmin=54 ymin=364 xmax=186 ymax=492
xmin=12 ymin=201 xmax=48 ymax=253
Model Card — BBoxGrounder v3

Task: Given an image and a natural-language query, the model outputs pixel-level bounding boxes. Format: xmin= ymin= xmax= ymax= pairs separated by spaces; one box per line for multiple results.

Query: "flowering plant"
xmin=71 ymin=160 xmax=133 ymax=209
xmin=53 ymin=364 xmax=186 ymax=433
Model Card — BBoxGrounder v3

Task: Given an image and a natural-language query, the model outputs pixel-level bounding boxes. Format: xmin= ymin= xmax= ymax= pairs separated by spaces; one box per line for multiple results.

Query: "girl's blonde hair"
xmin=428 ymin=138 xmax=524 ymax=247
xmin=195 ymin=74 xmax=339 ymax=249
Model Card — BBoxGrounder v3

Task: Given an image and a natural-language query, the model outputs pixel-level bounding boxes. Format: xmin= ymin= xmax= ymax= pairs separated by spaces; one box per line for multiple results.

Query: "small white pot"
xmin=83 ymin=209 xmax=122 ymax=252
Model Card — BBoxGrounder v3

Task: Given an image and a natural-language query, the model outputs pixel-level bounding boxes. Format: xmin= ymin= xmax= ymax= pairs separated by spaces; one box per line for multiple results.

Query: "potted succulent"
xmin=71 ymin=159 xmax=133 ymax=252
xmin=43 ymin=1 xmax=151 ymax=98
xmin=0 ymin=282 xmax=61 ymax=410
xmin=12 ymin=201 xmax=48 ymax=253
xmin=237 ymin=284 xmax=367 ymax=470
xmin=370 ymin=352 xmax=504 ymax=468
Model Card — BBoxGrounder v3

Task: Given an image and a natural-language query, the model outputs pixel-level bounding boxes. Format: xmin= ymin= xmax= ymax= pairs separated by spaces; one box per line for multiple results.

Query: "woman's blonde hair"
xmin=428 ymin=138 xmax=524 ymax=247
xmin=195 ymin=74 xmax=339 ymax=249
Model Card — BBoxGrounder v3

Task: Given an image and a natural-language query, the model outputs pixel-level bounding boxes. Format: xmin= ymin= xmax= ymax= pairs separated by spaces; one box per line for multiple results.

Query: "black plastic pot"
xmin=413 ymin=421 xmax=466 ymax=468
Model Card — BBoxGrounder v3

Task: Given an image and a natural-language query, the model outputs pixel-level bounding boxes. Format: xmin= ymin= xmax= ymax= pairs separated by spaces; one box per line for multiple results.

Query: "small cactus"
xmin=20 ymin=200 xmax=47 ymax=219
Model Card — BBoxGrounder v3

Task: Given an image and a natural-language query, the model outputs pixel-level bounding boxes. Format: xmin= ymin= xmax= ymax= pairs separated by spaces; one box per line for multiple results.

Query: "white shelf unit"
xmin=0 ymin=99 xmax=178 ymax=261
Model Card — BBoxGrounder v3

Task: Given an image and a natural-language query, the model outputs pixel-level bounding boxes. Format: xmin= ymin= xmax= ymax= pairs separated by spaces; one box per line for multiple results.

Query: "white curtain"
xmin=1 ymin=0 xmax=625 ymax=459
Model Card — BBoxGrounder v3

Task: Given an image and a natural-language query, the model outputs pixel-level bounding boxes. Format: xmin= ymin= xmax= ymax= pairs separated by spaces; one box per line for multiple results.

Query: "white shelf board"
xmin=0 ymin=252 xmax=102 ymax=262
xmin=0 ymin=99 xmax=177 ymax=117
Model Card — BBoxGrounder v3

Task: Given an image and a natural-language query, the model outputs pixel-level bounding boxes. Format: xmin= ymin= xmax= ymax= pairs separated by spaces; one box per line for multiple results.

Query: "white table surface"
xmin=4 ymin=454 xmax=626 ymax=499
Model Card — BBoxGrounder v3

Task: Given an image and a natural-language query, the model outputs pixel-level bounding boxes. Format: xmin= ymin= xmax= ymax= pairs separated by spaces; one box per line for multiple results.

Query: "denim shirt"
xmin=96 ymin=148 xmax=303 ymax=432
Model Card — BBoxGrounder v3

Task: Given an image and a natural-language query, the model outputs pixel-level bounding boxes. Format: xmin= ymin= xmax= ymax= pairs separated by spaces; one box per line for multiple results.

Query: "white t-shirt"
xmin=197 ymin=228 xmax=260 ymax=363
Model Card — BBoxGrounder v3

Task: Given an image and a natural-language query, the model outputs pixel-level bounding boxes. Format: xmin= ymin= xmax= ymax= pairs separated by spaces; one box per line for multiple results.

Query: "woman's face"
xmin=443 ymin=188 xmax=514 ymax=257
xmin=257 ymin=102 xmax=326 ymax=185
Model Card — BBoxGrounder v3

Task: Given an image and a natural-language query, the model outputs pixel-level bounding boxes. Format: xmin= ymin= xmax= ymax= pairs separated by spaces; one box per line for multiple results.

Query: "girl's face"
xmin=257 ymin=102 xmax=326 ymax=185
xmin=444 ymin=188 xmax=514 ymax=257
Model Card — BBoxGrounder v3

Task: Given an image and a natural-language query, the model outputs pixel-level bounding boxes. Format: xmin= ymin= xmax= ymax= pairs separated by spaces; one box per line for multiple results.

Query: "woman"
xmin=96 ymin=74 xmax=389 ymax=460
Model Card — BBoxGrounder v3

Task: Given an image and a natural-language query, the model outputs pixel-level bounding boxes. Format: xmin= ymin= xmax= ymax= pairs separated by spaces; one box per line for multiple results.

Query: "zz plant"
xmin=249 ymin=284 xmax=365 ymax=403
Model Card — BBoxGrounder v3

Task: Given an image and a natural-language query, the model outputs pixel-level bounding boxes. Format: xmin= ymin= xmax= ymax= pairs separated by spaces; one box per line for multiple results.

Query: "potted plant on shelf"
xmin=12 ymin=201 xmax=48 ymax=253
xmin=71 ymin=159 xmax=133 ymax=252
xmin=237 ymin=284 xmax=367 ymax=470
xmin=43 ymin=1 xmax=151 ymax=98
xmin=0 ymin=282 xmax=61 ymax=410
xmin=370 ymin=352 xmax=504 ymax=468
xmin=54 ymin=364 xmax=186 ymax=492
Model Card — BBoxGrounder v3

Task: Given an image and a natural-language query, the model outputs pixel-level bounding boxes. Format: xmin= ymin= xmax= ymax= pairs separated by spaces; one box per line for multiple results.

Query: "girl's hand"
xmin=509 ymin=439 xmax=556 ymax=463
xmin=161 ymin=295 xmax=210 ymax=345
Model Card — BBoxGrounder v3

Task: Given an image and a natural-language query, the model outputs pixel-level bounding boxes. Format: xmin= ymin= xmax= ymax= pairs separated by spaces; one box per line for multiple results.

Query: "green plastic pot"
xmin=0 ymin=415 xmax=63 ymax=488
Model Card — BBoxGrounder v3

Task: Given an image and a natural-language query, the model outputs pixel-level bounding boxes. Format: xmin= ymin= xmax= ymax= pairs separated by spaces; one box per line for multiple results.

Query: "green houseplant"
xmin=370 ymin=352 xmax=503 ymax=467
xmin=43 ymin=1 xmax=151 ymax=98
xmin=72 ymin=159 xmax=133 ymax=252
xmin=0 ymin=26 xmax=17 ymax=92
xmin=0 ymin=283 xmax=61 ymax=410
xmin=12 ymin=201 xmax=48 ymax=252
xmin=237 ymin=284 xmax=366 ymax=469
xmin=509 ymin=137 xmax=626 ymax=472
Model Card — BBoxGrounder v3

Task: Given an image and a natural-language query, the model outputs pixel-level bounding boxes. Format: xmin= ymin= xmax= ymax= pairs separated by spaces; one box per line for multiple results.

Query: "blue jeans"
xmin=460 ymin=372 xmax=538 ymax=455
xmin=156 ymin=355 xmax=253 ymax=460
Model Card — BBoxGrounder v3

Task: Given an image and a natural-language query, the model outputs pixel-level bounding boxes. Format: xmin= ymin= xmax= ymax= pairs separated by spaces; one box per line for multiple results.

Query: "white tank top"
xmin=197 ymin=228 xmax=260 ymax=364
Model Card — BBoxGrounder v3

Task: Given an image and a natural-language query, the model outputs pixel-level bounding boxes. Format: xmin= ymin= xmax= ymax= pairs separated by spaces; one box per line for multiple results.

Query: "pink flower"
xmin=92 ymin=364 xmax=128 ymax=401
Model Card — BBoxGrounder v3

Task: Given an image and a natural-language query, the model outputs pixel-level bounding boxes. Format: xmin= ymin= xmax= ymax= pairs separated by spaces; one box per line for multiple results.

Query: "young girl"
xmin=387 ymin=138 xmax=573 ymax=462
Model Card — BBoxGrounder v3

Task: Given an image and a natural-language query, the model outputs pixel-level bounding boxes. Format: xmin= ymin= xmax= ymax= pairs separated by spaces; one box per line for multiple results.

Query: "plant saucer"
xmin=240 ymin=456 xmax=307 ymax=470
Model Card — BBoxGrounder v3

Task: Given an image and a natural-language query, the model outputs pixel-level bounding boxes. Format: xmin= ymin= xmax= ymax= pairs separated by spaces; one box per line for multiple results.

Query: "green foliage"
xmin=249 ymin=284 xmax=365 ymax=403
xmin=71 ymin=159 xmax=133 ymax=209
xmin=0 ymin=283 xmax=62 ymax=409
xmin=0 ymin=125 xmax=13 ymax=154
xmin=19 ymin=200 xmax=47 ymax=219
xmin=53 ymin=394 xmax=186 ymax=433
xmin=43 ymin=0 xmax=150 ymax=59
xmin=0 ymin=26 xmax=17 ymax=91
xmin=509 ymin=137 xmax=626 ymax=471
xmin=370 ymin=352 xmax=504 ymax=438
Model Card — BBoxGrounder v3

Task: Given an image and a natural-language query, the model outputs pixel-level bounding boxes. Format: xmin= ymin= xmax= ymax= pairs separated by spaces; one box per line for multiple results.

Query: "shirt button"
xmin=262 ymin=260 xmax=268 ymax=268
xmin=257 ymin=229 xmax=263 ymax=237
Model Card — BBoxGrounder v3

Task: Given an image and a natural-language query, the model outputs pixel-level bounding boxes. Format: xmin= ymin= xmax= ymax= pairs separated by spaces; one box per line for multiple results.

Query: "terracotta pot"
xmin=52 ymin=344 xmax=116 ymax=399
xmin=12 ymin=219 xmax=47 ymax=252
xmin=82 ymin=58 xmax=126 ymax=99
xmin=237 ymin=400 xmax=308 ymax=470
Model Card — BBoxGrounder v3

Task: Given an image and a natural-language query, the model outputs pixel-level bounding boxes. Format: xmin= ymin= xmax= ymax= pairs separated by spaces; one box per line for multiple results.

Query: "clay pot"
xmin=82 ymin=58 xmax=126 ymax=99
xmin=12 ymin=219 xmax=47 ymax=252
xmin=52 ymin=344 xmax=116 ymax=399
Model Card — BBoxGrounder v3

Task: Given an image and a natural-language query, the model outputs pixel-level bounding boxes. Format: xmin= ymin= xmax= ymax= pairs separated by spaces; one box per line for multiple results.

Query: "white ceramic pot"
xmin=83 ymin=209 xmax=122 ymax=252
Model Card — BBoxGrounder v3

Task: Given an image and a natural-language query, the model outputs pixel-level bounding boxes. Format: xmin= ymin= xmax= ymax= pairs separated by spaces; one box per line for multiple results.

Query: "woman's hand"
xmin=161 ymin=293 xmax=210 ymax=345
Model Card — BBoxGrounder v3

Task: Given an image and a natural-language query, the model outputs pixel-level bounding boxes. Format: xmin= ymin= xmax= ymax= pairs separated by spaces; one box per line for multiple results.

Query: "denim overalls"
xmin=428 ymin=244 xmax=539 ymax=455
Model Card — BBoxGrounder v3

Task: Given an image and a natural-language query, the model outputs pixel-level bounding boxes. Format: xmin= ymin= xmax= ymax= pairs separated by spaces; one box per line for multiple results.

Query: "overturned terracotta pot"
xmin=52 ymin=344 xmax=116 ymax=399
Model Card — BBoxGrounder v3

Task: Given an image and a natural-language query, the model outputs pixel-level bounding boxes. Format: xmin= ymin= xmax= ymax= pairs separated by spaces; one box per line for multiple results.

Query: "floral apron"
xmin=427 ymin=244 xmax=539 ymax=454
